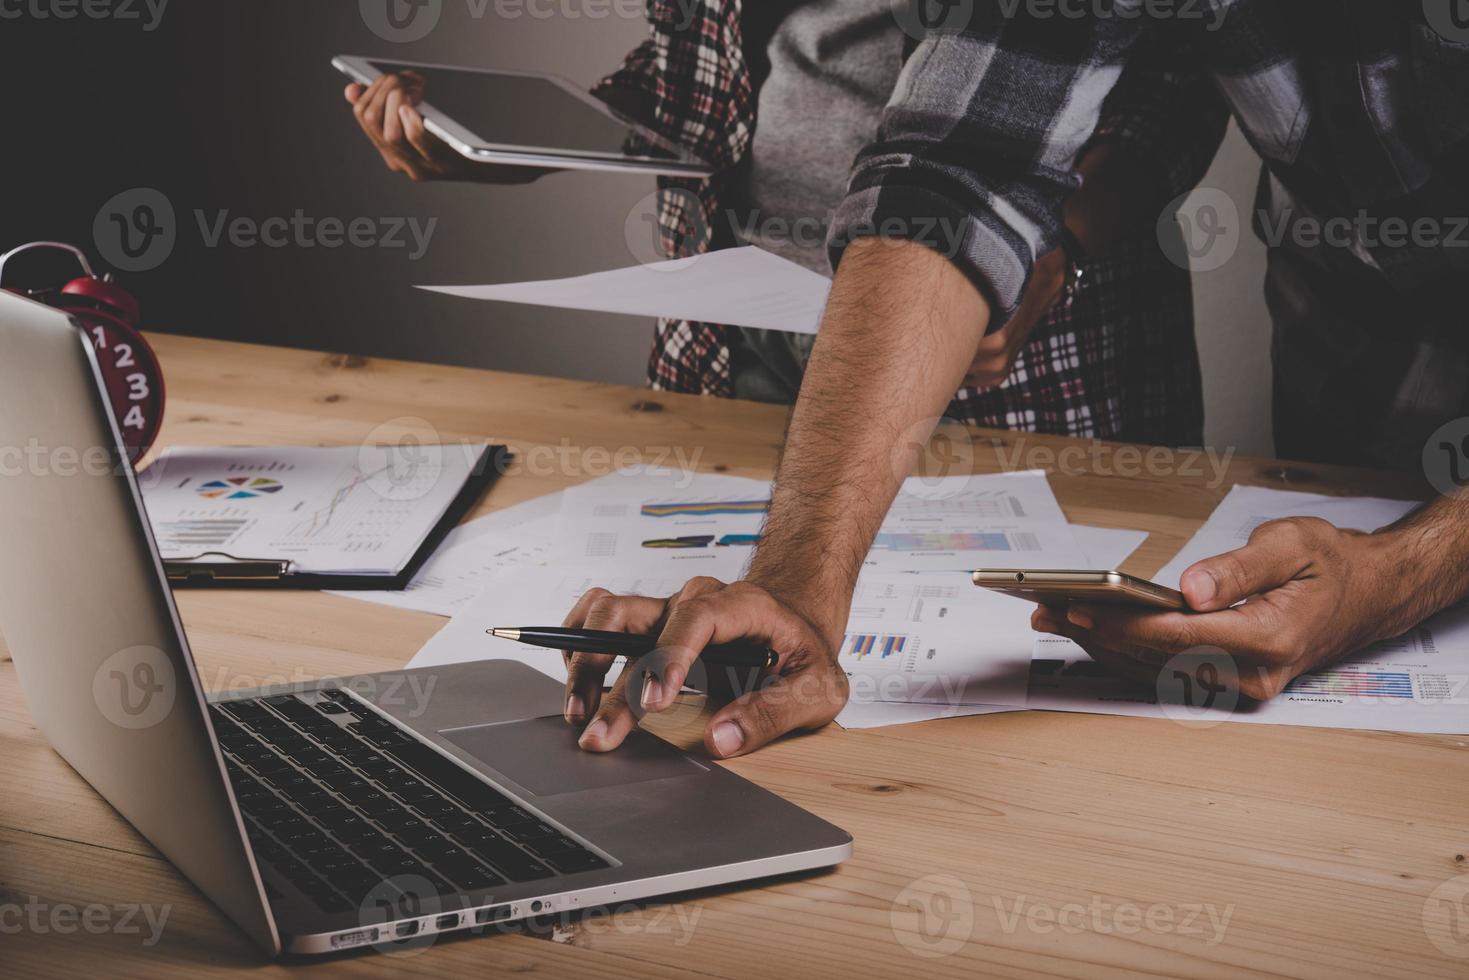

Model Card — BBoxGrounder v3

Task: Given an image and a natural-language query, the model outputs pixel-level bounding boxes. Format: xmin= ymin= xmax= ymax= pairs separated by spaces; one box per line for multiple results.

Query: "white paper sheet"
xmin=552 ymin=468 xmax=1088 ymax=579
xmin=1151 ymin=484 xmax=1417 ymax=588
xmin=863 ymin=472 xmax=1088 ymax=572
xmin=836 ymin=523 xmax=1148 ymax=728
xmin=327 ymin=492 xmax=561 ymax=615
xmin=1027 ymin=486 xmax=1469 ymax=734
xmin=420 ymin=246 xmax=831 ymax=335
xmin=553 ymin=468 xmax=773 ymax=581
xmin=139 ymin=443 xmax=488 ymax=575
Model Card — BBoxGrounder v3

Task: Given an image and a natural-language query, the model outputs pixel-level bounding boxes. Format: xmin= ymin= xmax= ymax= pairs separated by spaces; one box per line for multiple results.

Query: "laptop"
xmin=0 ymin=290 xmax=852 ymax=956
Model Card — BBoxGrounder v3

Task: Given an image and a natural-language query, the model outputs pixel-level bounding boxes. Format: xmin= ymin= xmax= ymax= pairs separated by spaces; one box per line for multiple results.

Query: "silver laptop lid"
xmin=0 ymin=291 xmax=280 ymax=954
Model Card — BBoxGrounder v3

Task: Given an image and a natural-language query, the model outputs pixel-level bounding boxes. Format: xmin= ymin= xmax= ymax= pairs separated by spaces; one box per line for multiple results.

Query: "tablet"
xmin=333 ymin=56 xmax=713 ymax=177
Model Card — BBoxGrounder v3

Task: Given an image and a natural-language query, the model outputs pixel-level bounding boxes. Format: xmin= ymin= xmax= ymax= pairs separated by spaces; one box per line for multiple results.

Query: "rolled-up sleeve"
xmin=829 ymin=12 xmax=1142 ymax=327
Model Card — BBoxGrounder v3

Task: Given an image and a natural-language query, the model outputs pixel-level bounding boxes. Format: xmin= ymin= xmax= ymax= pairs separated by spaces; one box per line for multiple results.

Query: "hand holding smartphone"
xmin=971 ymin=569 xmax=1187 ymax=610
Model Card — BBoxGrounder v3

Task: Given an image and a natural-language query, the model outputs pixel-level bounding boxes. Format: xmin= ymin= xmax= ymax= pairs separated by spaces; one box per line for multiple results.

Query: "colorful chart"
xmin=1285 ymin=670 xmax=1414 ymax=699
xmin=844 ymin=633 xmax=908 ymax=660
xmin=640 ymin=499 xmax=769 ymax=518
xmin=871 ymin=531 xmax=1032 ymax=552
xmin=196 ymin=477 xmax=285 ymax=500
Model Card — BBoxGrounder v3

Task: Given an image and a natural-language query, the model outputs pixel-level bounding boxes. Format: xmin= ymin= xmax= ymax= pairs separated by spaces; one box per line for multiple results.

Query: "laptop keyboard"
xmin=209 ymin=690 xmax=608 ymax=915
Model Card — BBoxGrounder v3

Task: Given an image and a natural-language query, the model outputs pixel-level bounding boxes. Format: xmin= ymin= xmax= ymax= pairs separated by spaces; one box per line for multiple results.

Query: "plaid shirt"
xmin=597 ymin=0 xmax=1227 ymax=445
xmin=833 ymin=0 xmax=1469 ymax=466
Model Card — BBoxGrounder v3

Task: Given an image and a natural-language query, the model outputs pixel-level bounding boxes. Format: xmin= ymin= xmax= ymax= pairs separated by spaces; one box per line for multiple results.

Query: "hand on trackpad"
xmin=438 ymin=715 xmax=707 ymax=796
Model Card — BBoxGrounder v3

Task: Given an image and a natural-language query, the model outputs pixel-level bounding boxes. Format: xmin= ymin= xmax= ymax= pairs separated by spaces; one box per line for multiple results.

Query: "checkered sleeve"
xmin=1089 ymin=37 xmax=1229 ymax=201
xmin=829 ymin=11 xmax=1144 ymax=327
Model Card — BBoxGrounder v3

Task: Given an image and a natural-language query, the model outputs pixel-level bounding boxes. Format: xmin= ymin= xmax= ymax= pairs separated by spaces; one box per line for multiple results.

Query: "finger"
xmin=1179 ymin=519 xmax=1318 ymax=611
xmin=351 ymin=78 xmax=393 ymax=152
xmin=344 ymin=82 xmax=365 ymax=103
xmin=559 ymin=589 xmax=666 ymax=723
xmin=1077 ymin=638 xmax=1167 ymax=689
xmin=1065 ymin=601 xmax=1281 ymax=667
xmin=383 ymin=87 xmax=406 ymax=148
xmin=400 ymin=104 xmax=456 ymax=167
xmin=1040 ymin=613 xmax=1172 ymax=683
xmin=361 ymin=76 xmax=399 ymax=138
xmin=576 ymin=673 xmax=639 ymax=753
xmin=703 ymin=663 xmax=847 ymax=758
xmin=1031 ymin=604 xmax=1067 ymax=633
xmin=647 ymin=581 xmax=803 ymax=713
xmin=606 ymin=576 xmax=724 ymax=712
xmin=1063 ymin=603 xmax=1204 ymax=657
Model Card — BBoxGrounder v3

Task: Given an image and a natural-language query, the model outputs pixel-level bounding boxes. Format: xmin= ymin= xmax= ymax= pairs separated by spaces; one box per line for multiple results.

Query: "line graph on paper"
xmin=270 ymin=461 xmax=444 ymax=554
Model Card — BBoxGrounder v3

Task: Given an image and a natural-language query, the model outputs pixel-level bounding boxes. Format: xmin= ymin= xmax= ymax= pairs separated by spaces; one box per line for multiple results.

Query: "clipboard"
xmin=163 ymin=444 xmax=508 ymax=589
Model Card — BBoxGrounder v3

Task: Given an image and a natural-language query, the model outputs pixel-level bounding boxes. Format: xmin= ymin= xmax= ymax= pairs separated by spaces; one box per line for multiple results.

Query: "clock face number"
xmin=80 ymin=316 xmax=164 ymax=460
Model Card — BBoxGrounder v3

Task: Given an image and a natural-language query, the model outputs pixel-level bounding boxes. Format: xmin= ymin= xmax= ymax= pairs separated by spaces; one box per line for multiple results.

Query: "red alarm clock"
xmin=0 ymin=241 xmax=166 ymax=463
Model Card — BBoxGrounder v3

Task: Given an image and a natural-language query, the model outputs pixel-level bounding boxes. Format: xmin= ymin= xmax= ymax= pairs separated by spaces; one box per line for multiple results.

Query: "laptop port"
xmin=436 ymin=914 xmax=460 ymax=930
xmin=395 ymin=921 xmax=420 ymax=938
xmin=476 ymin=906 xmax=512 ymax=924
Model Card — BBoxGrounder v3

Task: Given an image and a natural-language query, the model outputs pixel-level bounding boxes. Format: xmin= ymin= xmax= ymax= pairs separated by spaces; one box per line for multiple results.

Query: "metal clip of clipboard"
xmin=164 ymin=551 xmax=294 ymax=583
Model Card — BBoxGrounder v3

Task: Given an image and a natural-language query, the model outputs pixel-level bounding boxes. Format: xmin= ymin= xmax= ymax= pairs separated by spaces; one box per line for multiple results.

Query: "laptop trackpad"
xmin=438 ymin=715 xmax=707 ymax=796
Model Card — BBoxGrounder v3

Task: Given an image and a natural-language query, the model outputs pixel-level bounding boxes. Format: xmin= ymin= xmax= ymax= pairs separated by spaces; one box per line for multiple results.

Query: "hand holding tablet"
xmin=334 ymin=56 xmax=713 ymax=179
xmin=343 ymin=71 xmax=551 ymax=185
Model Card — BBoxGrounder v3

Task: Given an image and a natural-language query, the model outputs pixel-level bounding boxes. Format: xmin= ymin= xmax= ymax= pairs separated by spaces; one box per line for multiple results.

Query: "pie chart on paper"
xmin=196 ymin=477 xmax=286 ymax=500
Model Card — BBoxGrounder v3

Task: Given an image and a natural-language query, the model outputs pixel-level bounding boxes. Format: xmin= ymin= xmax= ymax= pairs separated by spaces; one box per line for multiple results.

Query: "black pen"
xmin=488 ymin=627 xmax=777 ymax=669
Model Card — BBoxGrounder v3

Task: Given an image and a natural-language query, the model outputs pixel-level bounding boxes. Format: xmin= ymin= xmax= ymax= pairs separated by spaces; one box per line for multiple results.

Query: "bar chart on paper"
xmin=1285 ymin=670 xmax=1415 ymax=699
xmin=843 ymin=632 xmax=910 ymax=661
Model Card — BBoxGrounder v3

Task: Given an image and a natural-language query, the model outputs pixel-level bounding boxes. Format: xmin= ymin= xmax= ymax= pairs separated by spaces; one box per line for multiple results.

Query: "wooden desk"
xmin=3 ymin=335 xmax=1465 ymax=979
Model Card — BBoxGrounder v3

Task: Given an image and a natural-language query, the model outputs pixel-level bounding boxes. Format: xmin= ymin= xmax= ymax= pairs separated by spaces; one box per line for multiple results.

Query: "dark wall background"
xmin=4 ymin=0 xmax=656 ymax=385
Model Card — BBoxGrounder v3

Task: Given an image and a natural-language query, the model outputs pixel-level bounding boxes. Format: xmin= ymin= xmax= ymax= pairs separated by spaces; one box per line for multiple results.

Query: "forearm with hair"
xmin=1372 ymin=490 xmax=1469 ymax=634
xmin=744 ymin=238 xmax=989 ymax=644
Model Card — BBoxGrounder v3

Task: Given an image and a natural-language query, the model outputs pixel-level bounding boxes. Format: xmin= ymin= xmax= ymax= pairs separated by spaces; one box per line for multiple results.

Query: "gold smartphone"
xmin=971 ymin=569 xmax=1187 ymax=610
